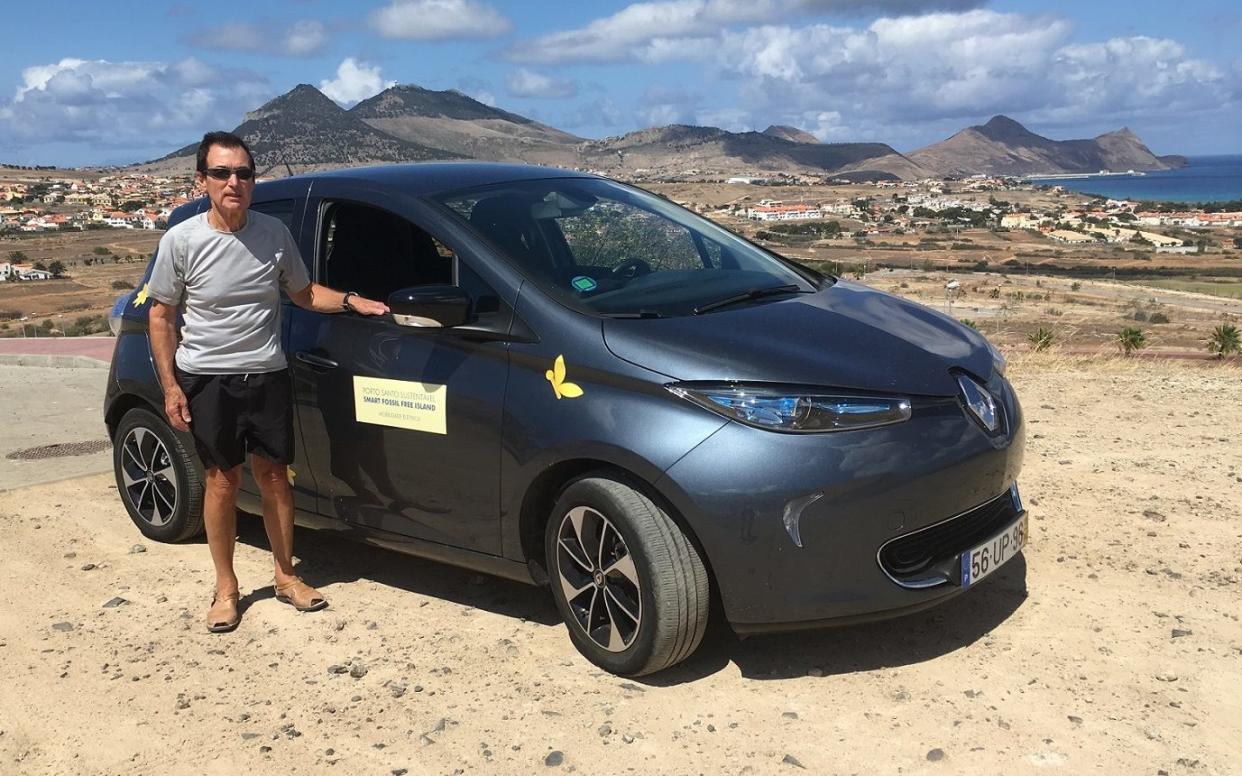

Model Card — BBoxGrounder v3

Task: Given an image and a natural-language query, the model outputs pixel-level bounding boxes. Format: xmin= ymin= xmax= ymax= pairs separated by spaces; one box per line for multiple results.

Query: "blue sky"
xmin=1 ymin=0 xmax=1239 ymax=166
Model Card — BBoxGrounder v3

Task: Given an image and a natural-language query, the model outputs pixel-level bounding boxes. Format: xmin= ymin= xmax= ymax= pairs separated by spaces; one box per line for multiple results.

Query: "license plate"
xmin=961 ymin=513 xmax=1028 ymax=588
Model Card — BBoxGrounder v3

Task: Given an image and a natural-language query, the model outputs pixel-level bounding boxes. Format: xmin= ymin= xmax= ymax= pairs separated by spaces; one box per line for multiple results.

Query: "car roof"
xmin=303 ymin=161 xmax=596 ymax=195
xmin=168 ymin=161 xmax=597 ymax=228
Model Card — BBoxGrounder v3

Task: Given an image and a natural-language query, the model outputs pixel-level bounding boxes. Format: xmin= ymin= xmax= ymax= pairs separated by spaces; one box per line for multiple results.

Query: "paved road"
xmin=0 ymin=335 xmax=115 ymax=367
xmin=0 ymin=363 xmax=114 ymax=491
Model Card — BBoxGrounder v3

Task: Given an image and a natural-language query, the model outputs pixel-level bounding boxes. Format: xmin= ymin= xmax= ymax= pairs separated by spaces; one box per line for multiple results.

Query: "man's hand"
xmin=164 ymin=385 xmax=192 ymax=432
xmin=289 ymin=283 xmax=390 ymax=316
xmin=349 ymin=295 xmax=389 ymax=316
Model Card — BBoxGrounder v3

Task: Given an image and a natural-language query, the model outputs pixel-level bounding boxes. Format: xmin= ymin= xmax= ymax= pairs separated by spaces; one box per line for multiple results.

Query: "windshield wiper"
xmin=692 ymin=284 xmax=807 ymax=315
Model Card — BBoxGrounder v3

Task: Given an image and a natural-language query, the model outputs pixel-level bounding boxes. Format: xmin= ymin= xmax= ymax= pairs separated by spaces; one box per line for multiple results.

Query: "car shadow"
xmin=232 ymin=511 xmax=1027 ymax=684
xmin=231 ymin=511 xmax=562 ymax=627
xmin=641 ymin=556 xmax=1030 ymax=686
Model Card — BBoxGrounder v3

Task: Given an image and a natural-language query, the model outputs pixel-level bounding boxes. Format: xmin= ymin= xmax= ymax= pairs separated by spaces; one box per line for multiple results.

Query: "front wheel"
xmin=112 ymin=406 xmax=204 ymax=542
xmin=545 ymin=475 xmax=710 ymax=676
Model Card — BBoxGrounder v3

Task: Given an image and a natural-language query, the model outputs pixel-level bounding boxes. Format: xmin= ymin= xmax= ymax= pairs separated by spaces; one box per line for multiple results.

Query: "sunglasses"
xmin=202 ymin=166 xmax=255 ymax=181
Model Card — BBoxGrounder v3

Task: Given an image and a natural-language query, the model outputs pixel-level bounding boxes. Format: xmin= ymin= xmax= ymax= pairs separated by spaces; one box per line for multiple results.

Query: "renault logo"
xmin=957 ymin=375 xmax=999 ymax=432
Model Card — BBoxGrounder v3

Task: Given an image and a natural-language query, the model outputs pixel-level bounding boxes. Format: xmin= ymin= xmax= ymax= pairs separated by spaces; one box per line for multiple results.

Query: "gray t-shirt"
xmin=148 ymin=211 xmax=311 ymax=374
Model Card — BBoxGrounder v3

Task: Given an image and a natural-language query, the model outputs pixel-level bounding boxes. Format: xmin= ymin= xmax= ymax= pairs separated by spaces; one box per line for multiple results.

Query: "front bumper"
xmin=656 ymin=381 xmax=1025 ymax=631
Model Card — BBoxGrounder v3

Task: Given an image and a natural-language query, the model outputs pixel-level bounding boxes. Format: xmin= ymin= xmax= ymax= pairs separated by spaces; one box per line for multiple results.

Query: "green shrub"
xmin=1027 ymin=327 xmax=1054 ymax=352
xmin=1116 ymin=327 xmax=1146 ymax=356
xmin=1207 ymin=323 xmax=1240 ymax=357
xmin=1149 ymin=312 xmax=1170 ymax=324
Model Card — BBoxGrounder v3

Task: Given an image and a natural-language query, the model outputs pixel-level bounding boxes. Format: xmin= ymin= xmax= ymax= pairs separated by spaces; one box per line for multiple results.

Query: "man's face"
xmin=197 ymin=144 xmax=254 ymax=217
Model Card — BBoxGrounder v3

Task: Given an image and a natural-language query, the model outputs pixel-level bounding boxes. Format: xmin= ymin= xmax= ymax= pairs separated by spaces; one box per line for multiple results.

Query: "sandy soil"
xmin=1 ymin=356 xmax=1239 ymax=775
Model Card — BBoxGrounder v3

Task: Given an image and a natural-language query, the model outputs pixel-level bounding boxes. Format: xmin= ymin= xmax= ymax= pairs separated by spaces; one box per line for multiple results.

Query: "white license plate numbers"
xmin=961 ymin=514 xmax=1028 ymax=588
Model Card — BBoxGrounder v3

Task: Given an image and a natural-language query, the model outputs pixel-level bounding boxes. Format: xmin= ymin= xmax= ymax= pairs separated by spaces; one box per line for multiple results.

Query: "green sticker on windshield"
xmin=571 ymin=275 xmax=598 ymax=293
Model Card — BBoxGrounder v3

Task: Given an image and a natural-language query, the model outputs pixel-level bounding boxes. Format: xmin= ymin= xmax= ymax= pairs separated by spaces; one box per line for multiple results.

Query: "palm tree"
xmin=1207 ymin=323 xmax=1240 ymax=358
xmin=1116 ymin=327 xmax=1146 ymax=356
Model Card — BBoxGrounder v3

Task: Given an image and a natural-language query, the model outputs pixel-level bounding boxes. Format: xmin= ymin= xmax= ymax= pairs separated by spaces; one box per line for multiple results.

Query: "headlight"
xmin=986 ymin=339 xmax=1006 ymax=376
xmin=667 ymin=383 xmax=911 ymax=433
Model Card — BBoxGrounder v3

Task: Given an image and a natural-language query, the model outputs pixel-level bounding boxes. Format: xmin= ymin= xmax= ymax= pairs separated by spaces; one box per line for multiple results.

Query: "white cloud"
xmin=187 ymin=19 xmax=328 ymax=57
xmin=791 ymin=0 xmax=984 ymax=13
xmin=505 ymin=0 xmax=776 ymax=64
xmin=370 ymin=0 xmax=511 ymax=40
xmin=637 ymin=84 xmax=700 ymax=126
xmin=319 ymin=58 xmax=397 ymax=107
xmin=507 ymin=4 xmax=1235 ymax=147
xmin=1 ymin=58 xmax=270 ymax=156
xmin=706 ymin=10 xmax=1234 ymax=143
xmin=505 ymin=68 xmax=577 ymax=99
xmin=693 ymin=107 xmax=751 ymax=131
xmin=560 ymin=98 xmax=624 ymax=131
xmin=283 ymin=20 xmax=329 ymax=56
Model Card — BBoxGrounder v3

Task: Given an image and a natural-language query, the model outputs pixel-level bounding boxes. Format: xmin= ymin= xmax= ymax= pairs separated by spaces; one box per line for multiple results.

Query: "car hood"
xmin=601 ymin=279 xmax=994 ymax=396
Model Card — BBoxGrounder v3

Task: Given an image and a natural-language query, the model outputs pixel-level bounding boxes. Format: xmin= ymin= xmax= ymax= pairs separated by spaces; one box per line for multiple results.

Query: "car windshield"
xmin=435 ymin=178 xmax=822 ymax=318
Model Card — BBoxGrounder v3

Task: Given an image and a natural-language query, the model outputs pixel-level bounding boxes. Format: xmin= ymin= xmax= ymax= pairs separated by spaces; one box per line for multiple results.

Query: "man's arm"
xmin=149 ymin=300 xmax=191 ymax=432
xmin=287 ymin=282 xmax=389 ymax=316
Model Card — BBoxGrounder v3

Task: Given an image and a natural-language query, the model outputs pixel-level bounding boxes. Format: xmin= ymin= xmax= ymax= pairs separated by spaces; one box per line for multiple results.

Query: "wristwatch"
xmin=341 ymin=291 xmax=357 ymax=311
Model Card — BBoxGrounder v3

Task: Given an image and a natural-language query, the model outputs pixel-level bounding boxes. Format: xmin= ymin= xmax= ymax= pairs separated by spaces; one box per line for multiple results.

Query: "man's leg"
xmin=252 ymin=453 xmax=329 ymax=611
xmin=250 ymin=454 xmax=297 ymax=586
xmin=203 ymin=464 xmax=242 ymax=595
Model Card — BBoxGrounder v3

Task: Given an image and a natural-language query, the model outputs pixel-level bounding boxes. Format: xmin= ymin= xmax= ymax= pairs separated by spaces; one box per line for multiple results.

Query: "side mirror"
xmin=387 ymin=285 xmax=471 ymax=328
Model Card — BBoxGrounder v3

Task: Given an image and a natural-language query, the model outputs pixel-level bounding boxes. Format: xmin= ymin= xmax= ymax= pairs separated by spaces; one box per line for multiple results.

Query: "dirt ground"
xmin=0 ymin=230 xmax=158 ymax=326
xmin=0 ymin=355 xmax=1238 ymax=775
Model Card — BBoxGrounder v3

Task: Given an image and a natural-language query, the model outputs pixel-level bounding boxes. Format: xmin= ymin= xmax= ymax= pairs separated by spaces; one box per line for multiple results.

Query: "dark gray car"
xmin=105 ymin=162 xmax=1025 ymax=676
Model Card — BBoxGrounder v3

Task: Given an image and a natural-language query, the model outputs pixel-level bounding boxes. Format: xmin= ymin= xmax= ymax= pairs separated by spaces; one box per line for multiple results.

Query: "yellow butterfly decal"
xmin=545 ymin=355 xmax=584 ymax=400
xmin=132 ymin=283 xmax=150 ymax=307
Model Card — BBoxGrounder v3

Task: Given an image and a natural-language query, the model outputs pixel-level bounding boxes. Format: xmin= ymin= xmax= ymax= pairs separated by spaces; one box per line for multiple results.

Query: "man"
xmin=147 ymin=131 xmax=388 ymax=633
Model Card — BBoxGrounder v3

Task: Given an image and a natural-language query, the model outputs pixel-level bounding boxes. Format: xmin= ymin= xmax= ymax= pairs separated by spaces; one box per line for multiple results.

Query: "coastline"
xmin=1028 ymin=154 xmax=1242 ymax=203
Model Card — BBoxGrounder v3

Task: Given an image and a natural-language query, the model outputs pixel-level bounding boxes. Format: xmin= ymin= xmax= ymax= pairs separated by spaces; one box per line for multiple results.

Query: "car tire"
xmin=545 ymin=475 xmax=710 ymax=676
xmin=112 ymin=407 xmax=204 ymax=542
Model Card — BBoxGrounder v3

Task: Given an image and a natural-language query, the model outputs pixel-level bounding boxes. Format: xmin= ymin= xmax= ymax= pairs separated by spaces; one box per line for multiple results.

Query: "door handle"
xmin=295 ymin=351 xmax=338 ymax=370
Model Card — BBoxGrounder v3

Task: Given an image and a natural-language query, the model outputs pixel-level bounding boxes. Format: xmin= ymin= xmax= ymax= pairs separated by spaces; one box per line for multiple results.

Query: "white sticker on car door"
xmin=353 ymin=375 xmax=447 ymax=434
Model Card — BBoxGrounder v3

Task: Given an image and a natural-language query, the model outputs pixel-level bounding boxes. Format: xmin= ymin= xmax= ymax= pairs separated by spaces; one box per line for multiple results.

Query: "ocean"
xmin=1029 ymin=154 xmax=1242 ymax=204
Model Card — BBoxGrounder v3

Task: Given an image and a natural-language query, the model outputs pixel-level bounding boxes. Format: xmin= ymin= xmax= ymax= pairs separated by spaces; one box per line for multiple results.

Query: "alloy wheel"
xmin=554 ymin=506 xmax=643 ymax=652
xmin=119 ymin=426 xmax=179 ymax=527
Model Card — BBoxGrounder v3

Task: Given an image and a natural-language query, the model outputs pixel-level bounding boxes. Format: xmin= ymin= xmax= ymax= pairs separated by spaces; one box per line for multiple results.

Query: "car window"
xmin=437 ymin=179 xmax=817 ymax=318
xmin=558 ymin=200 xmax=706 ymax=272
xmin=251 ymin=199 xmax=296 ymax=231
xmin=319 ymin=202 xmax=455 ymax=303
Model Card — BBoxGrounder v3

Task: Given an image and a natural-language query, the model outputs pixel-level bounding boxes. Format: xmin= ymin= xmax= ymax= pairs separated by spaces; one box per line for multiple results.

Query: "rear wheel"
xmin=545 ymin=475 xmax=710 ymax=676
xmin=112 ymin=407 xmax=204 ymax=542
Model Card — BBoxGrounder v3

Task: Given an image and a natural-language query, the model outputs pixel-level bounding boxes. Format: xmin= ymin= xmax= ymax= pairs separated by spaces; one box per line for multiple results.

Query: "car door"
xmin=248 ymin=188 xmax=324 ymax=516
xmin=286 ymin=184 xmax=510 ymax=555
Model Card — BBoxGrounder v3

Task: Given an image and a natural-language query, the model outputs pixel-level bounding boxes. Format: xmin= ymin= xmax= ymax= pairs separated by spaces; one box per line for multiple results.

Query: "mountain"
xmin=147 ymin=84 xmax=455 ymax=173
xmin=909 ymin=115 xmax=1184 ymax=177
xmin=576 ymin=125 xmax=931 ymax=180
xmin=762 ymin=125 xmax=819 ymax=144
xmin=139 ymin=88 xmax=1180 ymax=182
xmin=350 ymin=85 xmax=583 ymax=165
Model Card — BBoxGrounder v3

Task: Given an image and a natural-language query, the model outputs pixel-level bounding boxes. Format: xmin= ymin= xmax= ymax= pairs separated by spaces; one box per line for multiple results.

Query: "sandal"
xmin=274 ymin=577 xmax=329 ymax=612
xmin=207 ymin=591 xmax=240 ymax=633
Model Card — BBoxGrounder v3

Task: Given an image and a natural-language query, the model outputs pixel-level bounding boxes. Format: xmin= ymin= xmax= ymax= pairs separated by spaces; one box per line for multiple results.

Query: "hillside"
xmin=351 ymin=85 xmax=583 ymax=165
xmin=146 ymin=85 xmax=455 ymax=174
xmin=578 ymin=125 xmax=929 ymax=180
xmin=909 ymin=115 xmax=1183 ymax=177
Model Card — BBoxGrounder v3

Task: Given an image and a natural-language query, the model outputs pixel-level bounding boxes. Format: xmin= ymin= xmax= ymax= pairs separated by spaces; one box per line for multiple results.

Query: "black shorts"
xmin=175 ymin=366 xmax=294 ymax=471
